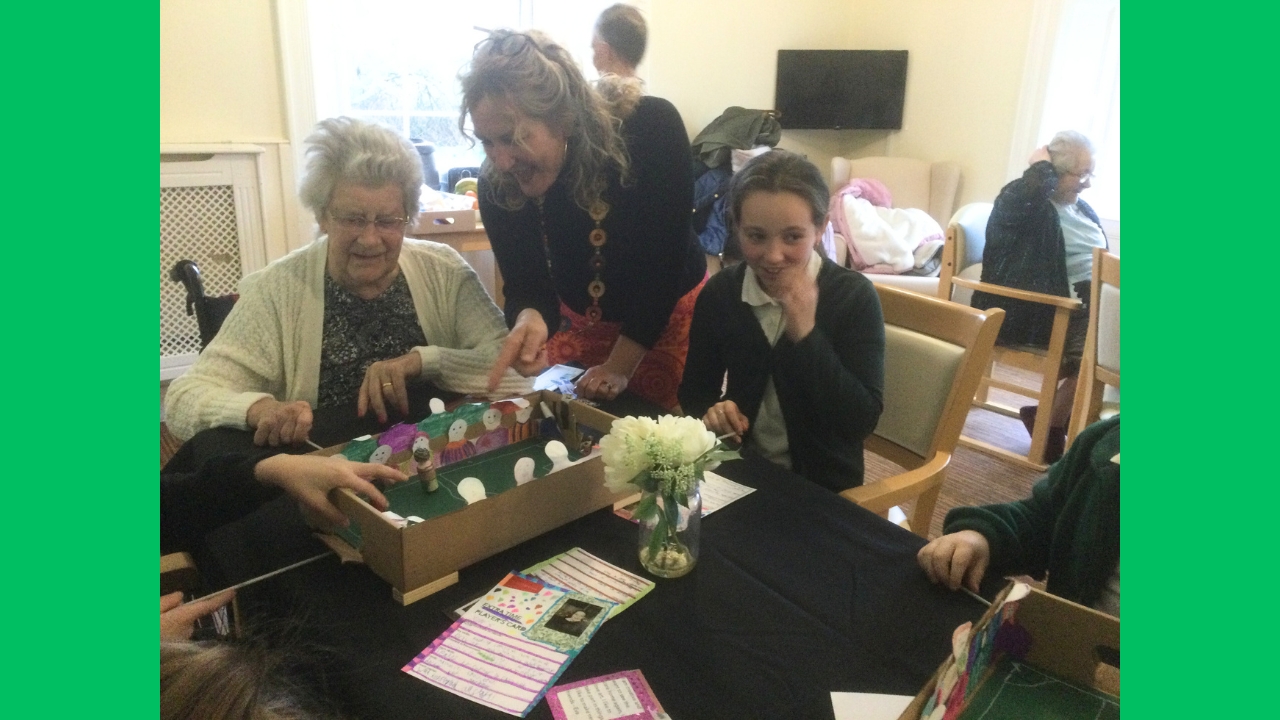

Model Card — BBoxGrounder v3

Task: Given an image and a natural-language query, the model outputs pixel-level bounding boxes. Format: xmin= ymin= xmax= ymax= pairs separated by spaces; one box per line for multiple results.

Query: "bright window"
xmin=1036 ymin=0 xmax=1120 ymax=220
xmin=307 ymin=0 xmax=623 ymax=185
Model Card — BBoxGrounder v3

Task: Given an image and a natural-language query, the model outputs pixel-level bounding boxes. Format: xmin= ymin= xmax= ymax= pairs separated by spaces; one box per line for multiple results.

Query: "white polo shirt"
xmin=740 ymin=250 xmax=824 ymax=469
xmin=1054 ymin=201 xmax=1108 ymax=298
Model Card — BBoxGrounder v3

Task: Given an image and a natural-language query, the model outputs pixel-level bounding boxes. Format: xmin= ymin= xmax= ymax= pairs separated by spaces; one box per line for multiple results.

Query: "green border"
xmin=1127 ymin=3 xmax=1268 ymax=717
xmin=25 ymin=2 xmax=1257 ymax=717
xmin=1 ymin=2 xmax=154 ymax=718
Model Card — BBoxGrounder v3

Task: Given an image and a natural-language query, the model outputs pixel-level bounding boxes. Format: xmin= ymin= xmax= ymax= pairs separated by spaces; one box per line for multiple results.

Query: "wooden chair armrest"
xmin=950 ymin=278 xmax=1082 ymax=311
xmin=839 ymin=451 xmax=950 ymax=515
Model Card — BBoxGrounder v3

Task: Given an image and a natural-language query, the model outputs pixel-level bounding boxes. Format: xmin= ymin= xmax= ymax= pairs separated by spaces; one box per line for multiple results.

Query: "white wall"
xmin=648 ymin=0 xmax=1037 ymax=204
xmin=160 ymin=0 xmax=1042 ymax=241
xmin=647 ymin=0 xmax=864 ymax=184
xmin=847 ymin=0 xmax=1036 ymax=206
xmin=160 ymin=0 xmax=300 ymax=260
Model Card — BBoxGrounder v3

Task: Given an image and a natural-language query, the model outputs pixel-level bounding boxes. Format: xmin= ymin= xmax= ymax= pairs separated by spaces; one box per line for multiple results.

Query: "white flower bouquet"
xmin=599 ymin=415 xmax=740 ymax=576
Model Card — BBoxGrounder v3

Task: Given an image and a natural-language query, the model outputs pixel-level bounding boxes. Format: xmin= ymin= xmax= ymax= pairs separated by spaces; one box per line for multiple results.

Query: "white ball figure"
xmin=369 ymin=444 xmax=393 ymax=466
xmin=543 ymin=440 xmax=571 ymax=472
xmin=513 ymin=457 xmax=536 ymax=485
xmin=457 ymin=477 xmax=487 ymax=504
xmin=429 ymin=398 xmax=446 ymax=414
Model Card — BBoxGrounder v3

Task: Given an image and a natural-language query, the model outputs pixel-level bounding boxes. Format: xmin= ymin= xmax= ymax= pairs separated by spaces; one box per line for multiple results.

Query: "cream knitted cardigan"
xmin=164 ymin=237 xmax=532 ymax=440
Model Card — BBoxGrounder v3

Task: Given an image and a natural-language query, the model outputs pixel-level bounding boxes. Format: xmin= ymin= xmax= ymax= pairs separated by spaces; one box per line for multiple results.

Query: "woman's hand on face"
xmin=916 ymin=530 xmax=991 ymax=593
xmin=777 ymin=273 xmax=819 ymax=343
xmin=246 ymin=398 xmax=314 ymax=447
xmin=488 ymin=308 xmax=549 ymax=391
xmin=254 ymin=454 xmax=408 ymax=529
xmin=358 ymin=352 xmax=423 ymax=423
xmin=575 ymin=365 xmax=628 ymax=401
xmin=161 ymin=589 xmax=235 ymax=642
xmin=1028 ymin=145 xmax=1052 ymax=166
xmin=703 ymin=400 xmax=750 ymax=442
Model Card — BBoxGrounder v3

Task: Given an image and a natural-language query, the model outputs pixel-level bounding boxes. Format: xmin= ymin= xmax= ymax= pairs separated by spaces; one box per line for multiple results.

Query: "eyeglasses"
xmin=1064 ymin=170 xmax=1095 ymax=182
xmin=327 ymin=212 xmax=408 ymax=234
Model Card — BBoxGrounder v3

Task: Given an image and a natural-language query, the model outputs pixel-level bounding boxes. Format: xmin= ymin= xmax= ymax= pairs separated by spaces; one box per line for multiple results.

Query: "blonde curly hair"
xmin=460 ymin=30 xmax=634 ymax=212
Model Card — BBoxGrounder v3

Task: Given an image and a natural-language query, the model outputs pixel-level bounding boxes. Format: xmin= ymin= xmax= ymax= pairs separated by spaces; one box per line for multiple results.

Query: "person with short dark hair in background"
xmin=592 ymin=4 xmax=647 ymax=78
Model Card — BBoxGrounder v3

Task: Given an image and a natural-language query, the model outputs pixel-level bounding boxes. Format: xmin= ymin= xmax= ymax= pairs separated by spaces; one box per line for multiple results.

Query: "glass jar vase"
xmin=637 ymin=480 xmax=701 ymax=578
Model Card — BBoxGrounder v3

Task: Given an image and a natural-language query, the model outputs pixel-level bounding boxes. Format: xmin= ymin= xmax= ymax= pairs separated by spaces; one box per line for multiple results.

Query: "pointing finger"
xmin=488 ymin=334 xmax=523 ymax=391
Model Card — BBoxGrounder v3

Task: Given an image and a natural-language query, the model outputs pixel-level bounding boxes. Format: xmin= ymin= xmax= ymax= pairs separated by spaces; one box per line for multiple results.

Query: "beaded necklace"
xmin=536 ymin=196 xmax=611 ymax=325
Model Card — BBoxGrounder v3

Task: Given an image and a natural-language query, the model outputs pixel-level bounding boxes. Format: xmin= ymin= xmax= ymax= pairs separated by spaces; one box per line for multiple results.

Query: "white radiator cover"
xmin=159 ymin=146 xmax=269 ymax=381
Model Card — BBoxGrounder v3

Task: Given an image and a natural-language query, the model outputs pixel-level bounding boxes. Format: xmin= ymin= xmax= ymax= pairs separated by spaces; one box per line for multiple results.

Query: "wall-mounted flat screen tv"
xmin=775 ymin=50 xmax=908 ymax=130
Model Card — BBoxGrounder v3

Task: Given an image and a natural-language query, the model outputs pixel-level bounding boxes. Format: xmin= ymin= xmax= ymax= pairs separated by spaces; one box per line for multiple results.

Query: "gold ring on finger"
xmin=382 ymin=382 xmax=393 ymax=389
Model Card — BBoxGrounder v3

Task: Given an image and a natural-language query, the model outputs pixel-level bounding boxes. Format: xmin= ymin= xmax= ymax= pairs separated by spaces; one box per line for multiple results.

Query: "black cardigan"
xmin=479 ymin=96 xmax=706 ymax=348
xmin=679 ymin=259 xmax=884 ymax=491
xmin=160 ymin=450 xmax=279 ymax=555
xmin=972 ymin=161 xmax=1107 ymax=347
xmin=944 ymin=417 xmax=1119 ymax=608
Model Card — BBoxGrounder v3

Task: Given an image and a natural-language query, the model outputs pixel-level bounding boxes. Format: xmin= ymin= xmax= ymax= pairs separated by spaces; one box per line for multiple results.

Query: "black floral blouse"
xmin=317 ymin=273 xmax=428 ymax=408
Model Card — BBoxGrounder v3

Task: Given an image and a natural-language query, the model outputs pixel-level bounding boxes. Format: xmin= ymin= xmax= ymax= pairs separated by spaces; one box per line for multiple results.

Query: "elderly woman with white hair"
xmin=164 ymin=117 xmax=530 ymax=446
xmin=971 ymin=130 xmax=1109 ymax=462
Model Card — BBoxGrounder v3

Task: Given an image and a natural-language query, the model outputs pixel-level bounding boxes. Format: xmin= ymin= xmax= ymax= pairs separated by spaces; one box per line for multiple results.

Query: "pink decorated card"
xmin=546 ymin=670 xmax=665 ymax=720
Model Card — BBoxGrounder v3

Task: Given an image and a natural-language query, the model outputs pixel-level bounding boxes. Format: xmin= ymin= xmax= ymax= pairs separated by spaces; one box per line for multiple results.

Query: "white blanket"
xmin=840 ymin=196 xmax=944 ymax=274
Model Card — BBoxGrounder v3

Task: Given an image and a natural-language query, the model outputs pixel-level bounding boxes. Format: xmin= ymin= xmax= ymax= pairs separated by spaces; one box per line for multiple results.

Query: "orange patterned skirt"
xmin=545 ymin=277 xmax=708 ymax=411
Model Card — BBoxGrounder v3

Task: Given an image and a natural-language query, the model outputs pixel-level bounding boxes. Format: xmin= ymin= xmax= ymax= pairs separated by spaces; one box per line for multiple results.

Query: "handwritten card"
xmin=402 ymin=619 xmax=569 ymax=716
xmin=524 ymin=548 xmax=654 ymax=618
xmin=700 ymin=471 xmax=756 ymax=515
xmin=547 ymin=670 xmax=664 ymax=720
xmin=407 ymin=573 xmax=616 ymax=716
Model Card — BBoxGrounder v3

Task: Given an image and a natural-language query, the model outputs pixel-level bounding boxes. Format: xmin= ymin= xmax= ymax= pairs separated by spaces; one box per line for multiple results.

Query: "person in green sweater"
xmin=917 ymin=416 xmax=1119 ymax=616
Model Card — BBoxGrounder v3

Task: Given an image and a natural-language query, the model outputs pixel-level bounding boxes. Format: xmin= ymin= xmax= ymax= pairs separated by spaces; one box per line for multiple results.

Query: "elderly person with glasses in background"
xmin=971 ymin=130 xmax=1109 ymax=462
xmin=164 ymin=117 xmax=530 ymax=446
xmin=464 ymin=30 xmax=706 ymax=411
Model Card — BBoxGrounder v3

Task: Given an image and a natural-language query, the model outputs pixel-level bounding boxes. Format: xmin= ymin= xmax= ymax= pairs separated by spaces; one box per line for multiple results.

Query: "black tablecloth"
xmin=202 ymin=451 xmax=989 ymax=720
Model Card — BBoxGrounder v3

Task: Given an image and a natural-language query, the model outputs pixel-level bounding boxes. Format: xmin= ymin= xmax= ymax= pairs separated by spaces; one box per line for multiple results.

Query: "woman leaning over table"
xmin=164 ymin=117 xmax=531 ymax=445
xmin=462 ymin=30 xmax=706 ymax=411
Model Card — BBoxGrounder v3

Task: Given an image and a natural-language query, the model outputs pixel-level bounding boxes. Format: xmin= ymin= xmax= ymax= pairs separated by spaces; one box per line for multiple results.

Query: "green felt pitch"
xmin=335 ymin=437 xmax=585 ymax=549
xmin=958 ymin=656 xmax=1118 ymax=720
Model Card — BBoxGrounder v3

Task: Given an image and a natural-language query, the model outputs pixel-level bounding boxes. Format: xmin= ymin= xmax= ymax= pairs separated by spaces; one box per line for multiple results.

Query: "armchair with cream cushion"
xmin=829 ymin=156 xmax=961 ymax=296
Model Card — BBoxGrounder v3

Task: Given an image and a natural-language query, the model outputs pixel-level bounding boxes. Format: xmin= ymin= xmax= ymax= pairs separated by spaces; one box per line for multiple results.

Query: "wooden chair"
xmin=841 ymin=285 xmax=1004 ymax=536
xmin=937 ymin=203 xmax=991 ymax=305
xmin=1067 ymin=248 xmax=1120 ymax=445
xmin=940 ymin=205 xmax=1082 ymax=471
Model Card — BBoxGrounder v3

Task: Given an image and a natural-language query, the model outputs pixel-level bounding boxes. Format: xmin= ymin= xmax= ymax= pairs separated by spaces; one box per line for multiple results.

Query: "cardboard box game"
xmin=316 ymin=391 xmax=631 ymax=605
xmin=897 ymin=582 xmax=1119 ymax=720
